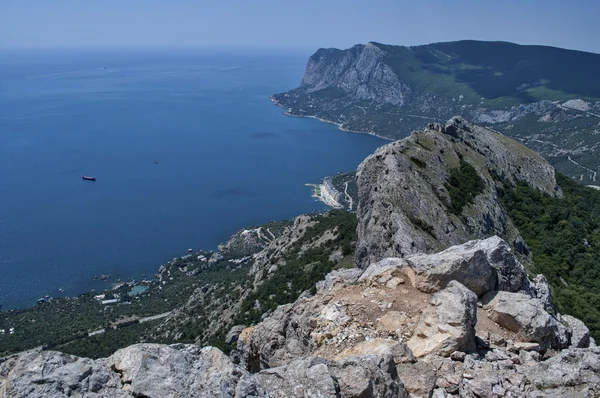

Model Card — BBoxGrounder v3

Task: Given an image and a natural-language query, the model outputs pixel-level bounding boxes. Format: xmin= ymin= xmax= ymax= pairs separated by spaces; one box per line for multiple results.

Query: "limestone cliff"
xmin=355 ymin=116 xmax=561 ymax=268
xmin=301 ymin=43 xmax=411 ymax=106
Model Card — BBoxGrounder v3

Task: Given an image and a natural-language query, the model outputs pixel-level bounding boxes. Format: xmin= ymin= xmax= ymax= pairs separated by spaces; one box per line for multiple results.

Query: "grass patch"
xmin=410 ymin=156 xmax=427 ymax=168
xmin=444 ymin=157 xmax=485 ymax=214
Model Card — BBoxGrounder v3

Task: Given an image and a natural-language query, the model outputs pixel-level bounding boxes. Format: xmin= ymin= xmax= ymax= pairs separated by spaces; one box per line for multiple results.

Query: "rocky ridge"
xmin=234 ymin=235 xmax=598 ymax=397
xmin=355 ymin=116 xmax=560 ymax=268
xmin=2 ymin=236 xmax=598 ymax=397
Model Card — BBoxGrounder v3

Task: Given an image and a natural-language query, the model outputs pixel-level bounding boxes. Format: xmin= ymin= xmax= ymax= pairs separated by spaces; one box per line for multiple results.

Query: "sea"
xmin=0 ymin=48 xmax=386 ymax=309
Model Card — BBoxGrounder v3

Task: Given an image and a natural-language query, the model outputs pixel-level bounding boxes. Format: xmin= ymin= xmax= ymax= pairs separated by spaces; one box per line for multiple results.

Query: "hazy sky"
xmin=2 ymin=0 xmax=599 ymax=53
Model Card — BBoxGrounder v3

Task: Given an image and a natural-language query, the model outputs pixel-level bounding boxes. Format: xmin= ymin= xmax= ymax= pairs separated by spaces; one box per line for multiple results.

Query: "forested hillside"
xmin=501 ymin=174 xmax=600 ymax=339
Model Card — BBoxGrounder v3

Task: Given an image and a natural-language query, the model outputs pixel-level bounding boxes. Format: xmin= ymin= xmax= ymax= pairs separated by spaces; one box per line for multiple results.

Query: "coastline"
xmin=270 ymin=97 xmax=394 ymax=142
xmin=305 ymin=183 xmax=344 ymax=209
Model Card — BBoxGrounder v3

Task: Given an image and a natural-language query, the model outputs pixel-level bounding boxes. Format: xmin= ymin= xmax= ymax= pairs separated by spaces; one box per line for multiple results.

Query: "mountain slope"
xmin=355 ymin=116 xmax=560 ymax=268
xmin=273 ymin=40 xmax=600 ymax=183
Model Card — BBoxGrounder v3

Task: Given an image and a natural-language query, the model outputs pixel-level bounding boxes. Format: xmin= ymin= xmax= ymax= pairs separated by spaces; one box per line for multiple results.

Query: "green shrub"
xmin=444 ymin=158 xmax=485 ymax=214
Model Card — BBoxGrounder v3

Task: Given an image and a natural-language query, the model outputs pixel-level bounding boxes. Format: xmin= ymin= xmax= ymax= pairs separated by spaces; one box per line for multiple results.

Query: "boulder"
xmin=315 ymin=268 xmax=363 ymax=293
xmin=395 ymin=361 xmax=437 ymax=398
xmin=1 ymin=344 xmax=265 ymax=398
xmin=358 ymin=237 xmax=531 ymax=298
xmin=408 ymin=281 xmax=478 ymax=357
xmin=237 ymin=302 xmax=318 ymax=372
xmin=358 ymin=257 xmax=406 ymax=282
xmin=0 ymin=350 xmax=125 ymax=398
xmin=483 ymin=291 xmax=569 ymax=350
xmin=562 ymin=315 xmax=591 ymax=348
xmin=334 ymin=338 xmax=415 ymax=364
xmin=406 ymin=236 xmax=527 ymax=296
xmin=523 ymin=347 xmax=600 ymax=390
xmin=107 ymin=344 xmax=263 ymax=398
xmin=258 ymin=355 xmax=409 ymax=398
xmin=226 ymin=325 xmax=247 ymax=345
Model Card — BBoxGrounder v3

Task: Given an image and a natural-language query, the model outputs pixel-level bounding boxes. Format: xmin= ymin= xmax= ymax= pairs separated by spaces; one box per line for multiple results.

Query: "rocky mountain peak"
xmin=355 ymin=116 xmax=560 ymax=268
xmin=299 ymin=41 xmax=410 ymax=106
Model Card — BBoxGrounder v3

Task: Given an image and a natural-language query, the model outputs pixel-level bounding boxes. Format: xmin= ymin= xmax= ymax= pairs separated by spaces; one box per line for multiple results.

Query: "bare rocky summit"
xmin=3 ymin=237 xmax=597 ymax=397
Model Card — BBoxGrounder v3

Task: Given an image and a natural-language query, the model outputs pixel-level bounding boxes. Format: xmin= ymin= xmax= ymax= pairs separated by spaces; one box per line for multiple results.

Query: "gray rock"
xmin=562 ymin=315 xmax=591 ymax=348
xmin=396 ymin=361 xmax=437 ymax=398
xmin=237 ymin=302 xmax=318 ymax=371
xmin=523 ymin=347 xmax=600 ymax=390
xmin=405 ymin=236 xmax=529 ymax=296
xmin=0 ymin=350 xmax=125 ymax=398
xmin=529 ymin=274 xmax=554 ymax=312
xmin=483 ymin=291 xmax=569 ymax=350
xmin=358 ymin=257 xmax=406 ymax=282
xmin=408 ymin=281 xmax=478 ymax=357
xmin=108 ymin=344 xmax=263 ymax=398
xmin=0 ymin=344 xmax=265 ymax=398
xmin=316 ymin=268 xmax=364 ymax=293
xmin=226 ymin=325 xmax=247 ymax=345
xmin=359 ymin=237 xmax=530 ymax=298
xmin=258 ymin=354 xmax=409 ymax=398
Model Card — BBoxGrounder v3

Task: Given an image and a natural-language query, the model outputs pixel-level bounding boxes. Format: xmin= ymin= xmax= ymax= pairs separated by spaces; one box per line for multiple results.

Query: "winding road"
xmin=344 ymin=181 xmax=353 ymax=211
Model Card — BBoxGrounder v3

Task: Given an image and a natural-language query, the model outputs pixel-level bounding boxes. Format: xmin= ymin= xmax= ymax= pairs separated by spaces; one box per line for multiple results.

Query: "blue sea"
xmin=0 ymin=49 xmax=386 ymax=309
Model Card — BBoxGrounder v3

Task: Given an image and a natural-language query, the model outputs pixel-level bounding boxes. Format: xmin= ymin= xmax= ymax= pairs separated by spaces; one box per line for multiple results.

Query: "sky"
xmin=1 ymin=0 xmax=600 ymax=53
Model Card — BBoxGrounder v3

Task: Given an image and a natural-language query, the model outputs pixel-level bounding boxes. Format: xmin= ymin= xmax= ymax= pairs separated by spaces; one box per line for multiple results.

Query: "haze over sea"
xmin=0 ymin=49 xmax=386 ymax=309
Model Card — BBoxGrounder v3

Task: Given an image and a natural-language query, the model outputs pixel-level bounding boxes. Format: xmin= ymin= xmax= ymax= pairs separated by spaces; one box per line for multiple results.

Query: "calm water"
xmin=0 ymin=49 xmax=386 ymax=309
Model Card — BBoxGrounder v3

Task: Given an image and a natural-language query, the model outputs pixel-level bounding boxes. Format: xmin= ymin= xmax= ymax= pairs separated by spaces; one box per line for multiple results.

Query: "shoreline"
xmin=305 ymin=183 xmax=344 ymax=209
xmin=270 ymin=97 xmax=394 ymax=142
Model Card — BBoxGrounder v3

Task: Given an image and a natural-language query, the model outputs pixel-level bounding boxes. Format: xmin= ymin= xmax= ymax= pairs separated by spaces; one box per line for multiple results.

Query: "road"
xmin=344 ymin=181 xmax=354 ymax=211
xmin=87 ymin=311 xmax=172 ymax=337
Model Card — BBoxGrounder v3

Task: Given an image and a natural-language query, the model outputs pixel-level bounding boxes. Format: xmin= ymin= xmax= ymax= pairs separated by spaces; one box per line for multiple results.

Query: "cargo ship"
xmin=82 ymin=176 xmax=96 ymax=181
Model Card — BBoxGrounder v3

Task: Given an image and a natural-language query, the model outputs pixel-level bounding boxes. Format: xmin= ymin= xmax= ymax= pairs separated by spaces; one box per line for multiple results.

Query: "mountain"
xmin=2 ymin=118 xmax=600 ymax=397
xmin=272 ymin=40 xmax=600 ymax=184
xmin=355 ymin=116 xmax=560 ymax=268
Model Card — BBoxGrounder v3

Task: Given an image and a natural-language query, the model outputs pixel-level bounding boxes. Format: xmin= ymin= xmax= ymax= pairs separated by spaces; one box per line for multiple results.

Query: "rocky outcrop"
xmin=523 ymin=348 xmax=600 ymax=391
xmin=355 ymin=116 xmax=561 ymax=268
xmin=563 ymin=314 xmax=591 ymax=349
xmin=257 ymin=355 xmax=409 ymax=398
xmin=0 ymin=344 xmax=263 ymax=398
xmin=359 ymin=236 xmax=531 ymax=297
xmin=2 ymin=236 xmax=598 ymax=397
xmin=483 ymin=291 xmax=570 ymax=350
xmin=0 ymin=350 xmax=125 ymax=398
xmin=234 ymin=235 xmax=598 ymax=396
xmin=408 ymin=281 xmax=478 ymax=357
xmin=300 ymin=43 xmax=411 ymax=106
